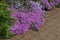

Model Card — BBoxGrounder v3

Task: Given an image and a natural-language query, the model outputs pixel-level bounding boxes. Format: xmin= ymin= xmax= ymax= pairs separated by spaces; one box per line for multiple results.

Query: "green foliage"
xmin=0 ymin=2 xmax=14 ymax=39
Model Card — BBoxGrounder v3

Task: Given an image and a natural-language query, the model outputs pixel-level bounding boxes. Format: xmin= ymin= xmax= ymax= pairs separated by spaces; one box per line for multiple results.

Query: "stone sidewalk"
xmin=7 ymin=8 xmax=60 ymax=40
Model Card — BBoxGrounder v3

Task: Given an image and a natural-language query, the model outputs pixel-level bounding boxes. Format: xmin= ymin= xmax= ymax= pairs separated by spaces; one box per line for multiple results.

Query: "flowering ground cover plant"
xmin=0 ymin=0 xmax=60 ymax=38
xmin=10 ymin=0 xmax=45 ymax=35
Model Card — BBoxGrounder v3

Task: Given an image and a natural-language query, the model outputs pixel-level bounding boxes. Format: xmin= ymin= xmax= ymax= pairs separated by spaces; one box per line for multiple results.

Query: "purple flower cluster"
xmin=41 ymin=0 xmax=60 ymax=10
xmin=42 ymin=0 xmax=52 ymax=9
xmin=55 ymin=0 xmax=60 ymax=3
xmin=10 ymin=1 xmax=45 ymax=35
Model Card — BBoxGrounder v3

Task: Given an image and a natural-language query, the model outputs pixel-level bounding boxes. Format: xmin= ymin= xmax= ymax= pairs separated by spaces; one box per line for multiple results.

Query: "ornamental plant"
xmin=10 ymin=0 xmax=45 ymax=35
xmin=0 ymin=1 xmax=15 ymax=38
xmin=54 ymin=0 xmax=60 ymax=8
xmin=41 ymin=0 xmax=60 ymax=10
